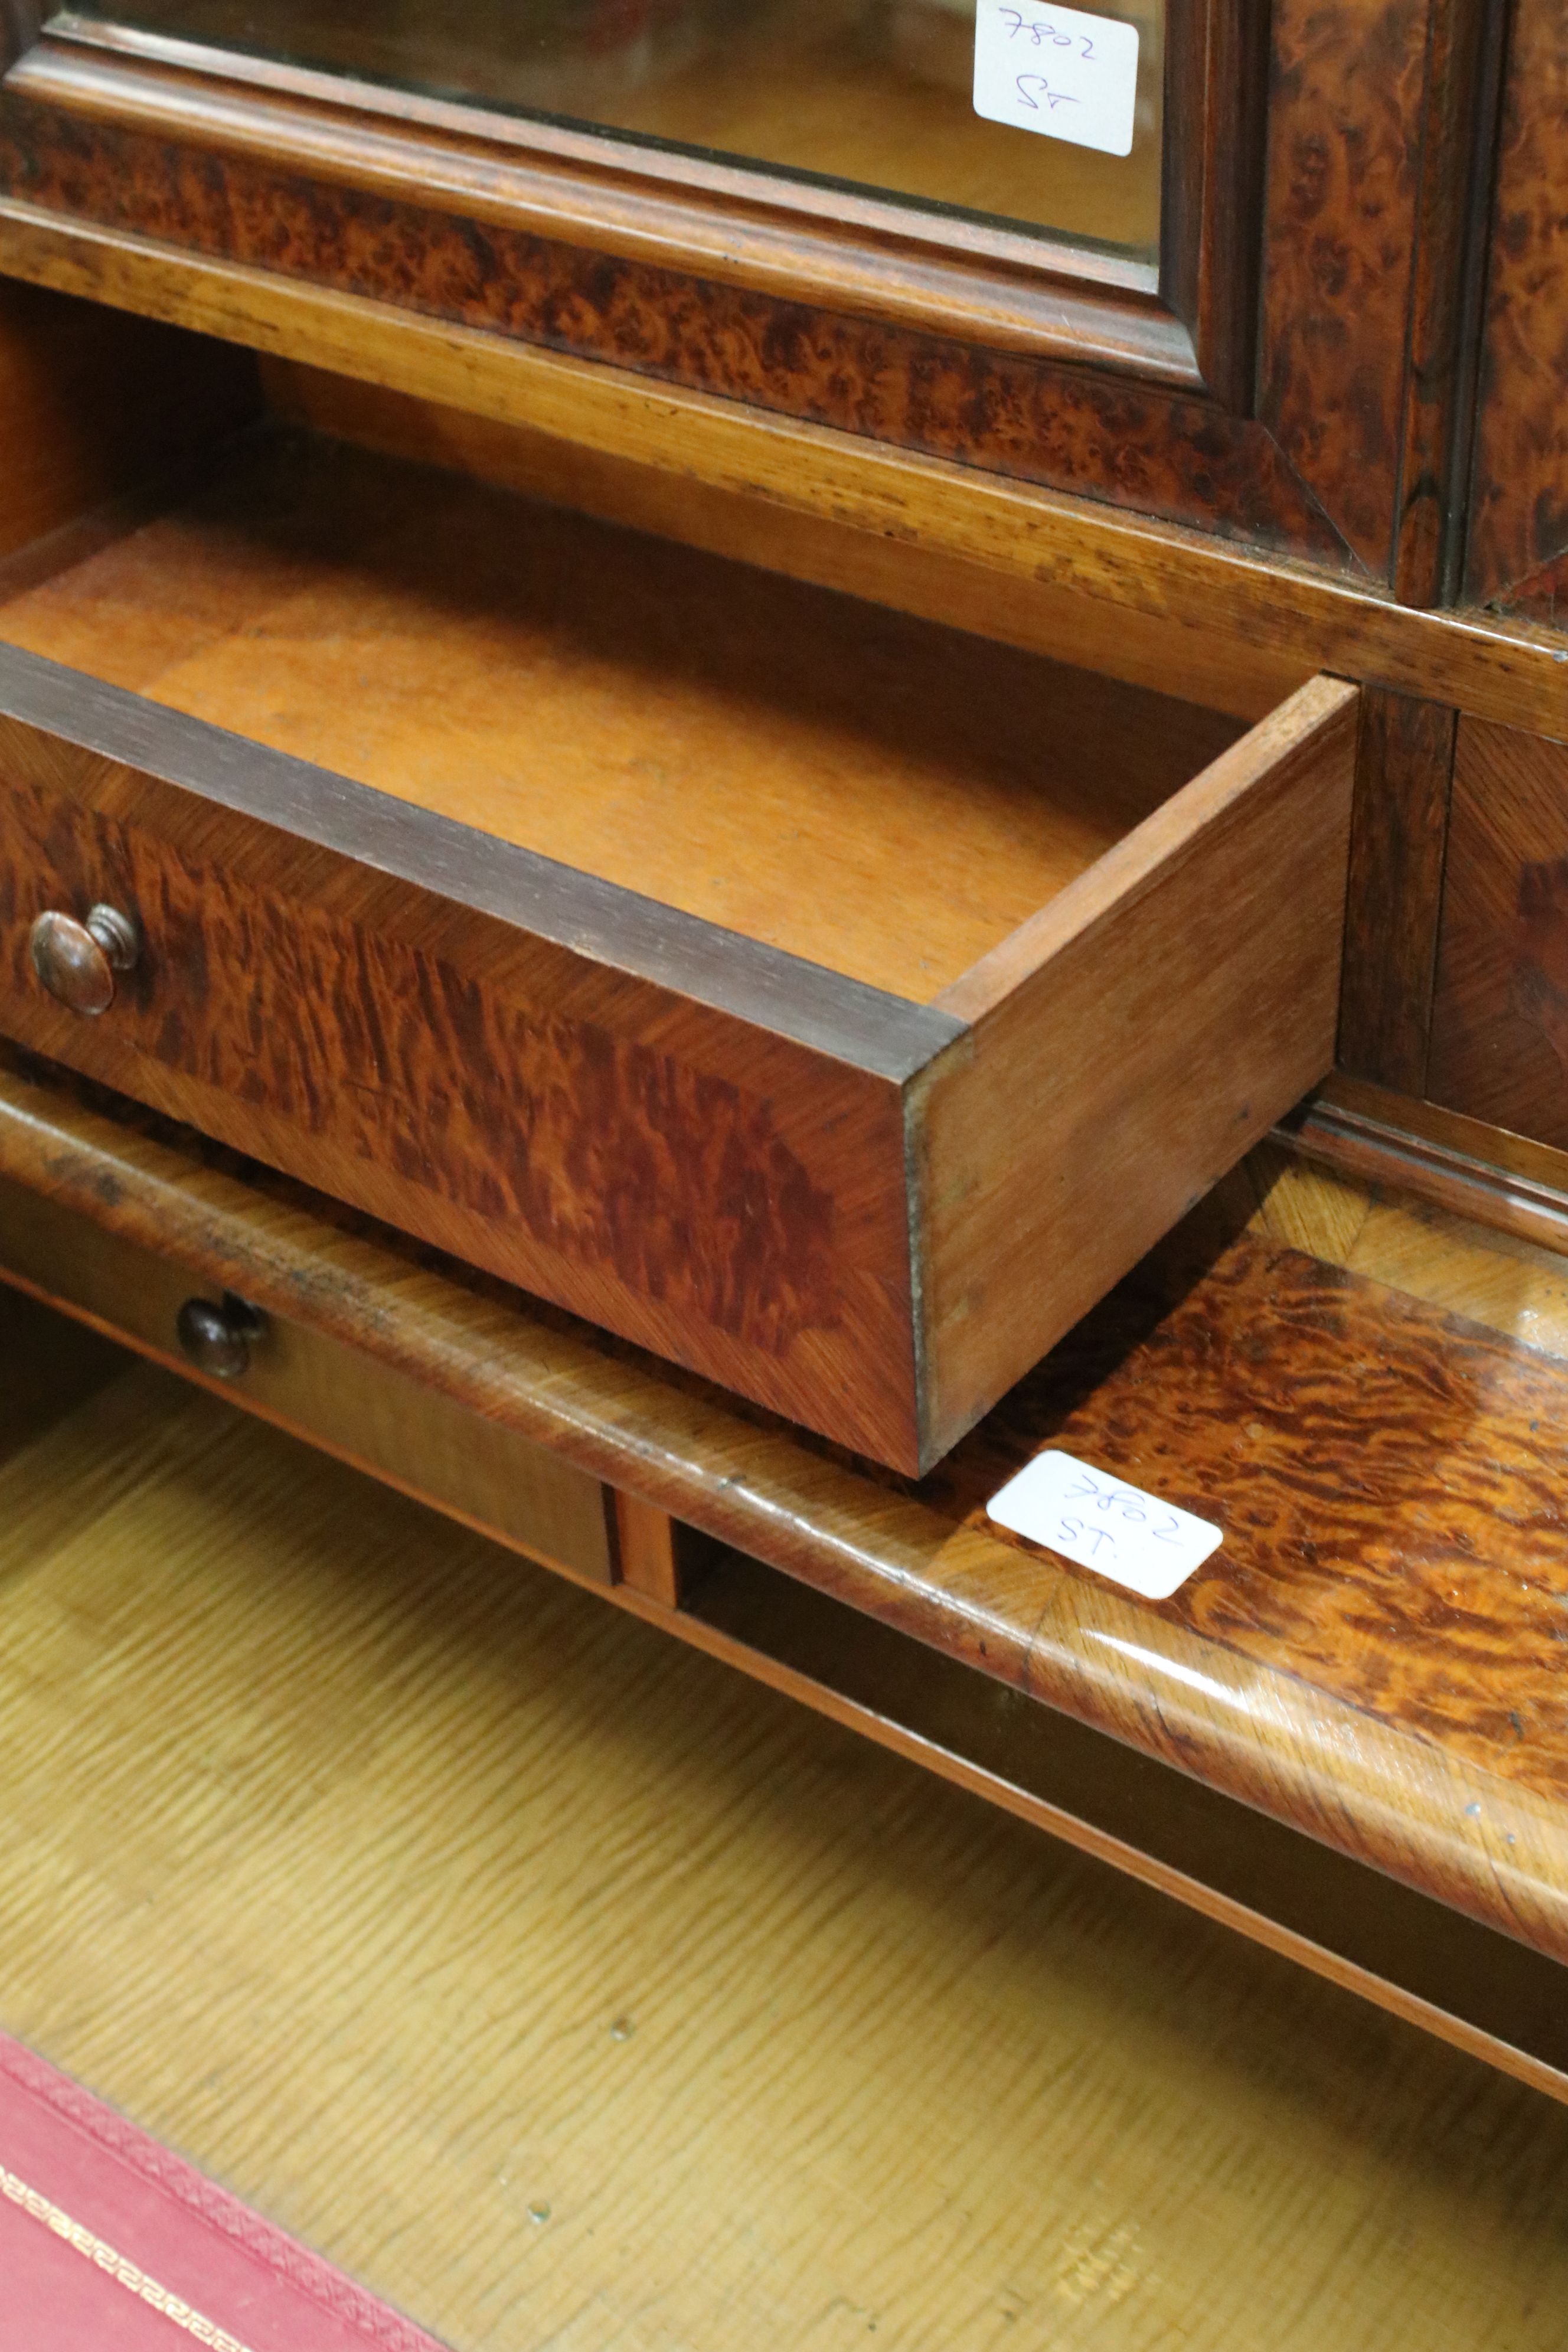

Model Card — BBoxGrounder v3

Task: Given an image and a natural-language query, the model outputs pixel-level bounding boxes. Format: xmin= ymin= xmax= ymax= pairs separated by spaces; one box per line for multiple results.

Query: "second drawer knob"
xmin=175 ymin=1293 xmax=268 ymax=1381
xmin=30 ymin=904 xmax=139 ymax=1017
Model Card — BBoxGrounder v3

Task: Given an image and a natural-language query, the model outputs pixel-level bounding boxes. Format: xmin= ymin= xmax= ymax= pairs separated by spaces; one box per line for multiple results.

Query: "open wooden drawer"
xmin=0 ymin=421 xmax=1357 ymax=1471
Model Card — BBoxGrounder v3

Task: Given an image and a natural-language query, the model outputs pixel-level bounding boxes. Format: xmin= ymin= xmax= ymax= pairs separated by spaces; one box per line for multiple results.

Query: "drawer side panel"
xmin=914 ymin=676 xmax=1358 ymax=1465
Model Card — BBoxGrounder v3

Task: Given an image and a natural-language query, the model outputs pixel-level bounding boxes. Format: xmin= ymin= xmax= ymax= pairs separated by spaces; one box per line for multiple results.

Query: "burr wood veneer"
xmin=0 ymin=432 xmax=1356 ymax=1469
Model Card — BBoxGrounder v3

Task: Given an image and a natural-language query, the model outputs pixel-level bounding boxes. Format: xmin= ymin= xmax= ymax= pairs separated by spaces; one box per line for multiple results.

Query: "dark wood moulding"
xmin=1284 ymin=1077 xmax=1568 ymax=1260
xmin=0 ymin=54 xmax=1333 ymax=562
xmin=4 ymin=1046 xmax=1568 ymax=2004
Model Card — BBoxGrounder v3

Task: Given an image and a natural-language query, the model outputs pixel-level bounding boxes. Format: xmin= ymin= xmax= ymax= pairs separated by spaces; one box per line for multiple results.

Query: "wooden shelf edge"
xmin=9 ymin=1246 xmax=1564 ymax=2105
xmin=649 ymin=1587 xmax=1568 ymax=2111
xmin=1277 ymin=1077 xmax=1568 ymax=1260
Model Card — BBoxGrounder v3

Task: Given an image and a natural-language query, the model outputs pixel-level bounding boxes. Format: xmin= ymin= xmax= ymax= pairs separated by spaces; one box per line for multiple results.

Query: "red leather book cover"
xmin=0 ymin=2031 xmax=447 ymax=2349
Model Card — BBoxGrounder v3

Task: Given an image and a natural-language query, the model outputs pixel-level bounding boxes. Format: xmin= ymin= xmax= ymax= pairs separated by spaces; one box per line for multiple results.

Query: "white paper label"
xmin=972 ymin=4 xmax=1139 ymax=156
xmin=986 ymin=1450 xmax=1221 ymax=1599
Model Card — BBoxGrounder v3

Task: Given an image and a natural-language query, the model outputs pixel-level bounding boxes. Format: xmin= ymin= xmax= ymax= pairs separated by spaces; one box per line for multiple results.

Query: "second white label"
xmin=986 ymin=1449 xmax=1221 ymax=1600
xmin=972 ymin=3 xmax=1140 ymax=156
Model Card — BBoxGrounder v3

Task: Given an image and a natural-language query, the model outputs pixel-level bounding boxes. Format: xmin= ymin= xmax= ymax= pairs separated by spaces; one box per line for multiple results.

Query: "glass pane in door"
xmin=61 ymin=0 xmax=1165 ymax=260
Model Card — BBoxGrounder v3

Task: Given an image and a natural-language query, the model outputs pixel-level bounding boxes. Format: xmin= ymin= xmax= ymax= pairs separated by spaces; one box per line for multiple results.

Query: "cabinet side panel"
xmin=1427 ymin=717 xmax=1568 ymax=1151
xmin=1259 ymin=0 xmax=1434 ymax=579
xmin=915 ymin=685 xmax=1357 ymax=1464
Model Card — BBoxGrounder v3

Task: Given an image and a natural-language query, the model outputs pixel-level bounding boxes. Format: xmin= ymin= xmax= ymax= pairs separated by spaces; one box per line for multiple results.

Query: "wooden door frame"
xmin=11 ymin=2 xmax=1257 ymax=391
xmin=0 ymin=1 xmax=1507 ymax=590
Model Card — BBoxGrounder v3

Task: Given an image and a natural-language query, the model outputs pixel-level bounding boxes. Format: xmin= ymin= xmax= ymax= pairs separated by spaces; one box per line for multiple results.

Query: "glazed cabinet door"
xmin=0 ymin=0 xmax=1505 ymax=587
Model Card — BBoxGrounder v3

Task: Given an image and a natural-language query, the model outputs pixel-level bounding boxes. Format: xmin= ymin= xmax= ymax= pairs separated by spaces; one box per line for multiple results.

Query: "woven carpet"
xmin=0 ymin=2030 xmax=444 ymax=2350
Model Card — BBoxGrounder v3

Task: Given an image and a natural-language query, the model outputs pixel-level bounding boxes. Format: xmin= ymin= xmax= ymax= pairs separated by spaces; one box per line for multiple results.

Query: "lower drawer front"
xmin=0 ymin=1171 xmax=618 ymax=1586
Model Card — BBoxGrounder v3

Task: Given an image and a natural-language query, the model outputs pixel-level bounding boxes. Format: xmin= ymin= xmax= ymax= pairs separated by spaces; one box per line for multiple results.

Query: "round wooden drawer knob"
xmin=29 ymin=904 xmax=139 ymax=1017
xmin=175 ymin=1293 xmax=267 ymax=1381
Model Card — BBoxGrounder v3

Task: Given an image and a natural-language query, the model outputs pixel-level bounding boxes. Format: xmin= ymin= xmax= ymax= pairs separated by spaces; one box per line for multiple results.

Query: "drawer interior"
xmin=0 ymin=419 xmax=1244 ymax=1004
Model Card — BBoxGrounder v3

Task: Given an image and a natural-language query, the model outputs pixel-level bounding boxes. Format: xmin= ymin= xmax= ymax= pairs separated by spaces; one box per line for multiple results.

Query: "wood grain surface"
xmin=0 ymin=1167 xmax=621 ymax=1584
xmin=0 ymin=270 xmax=256 ymax=564
xmin=0 ymin=730 xmax=926 ymax=1462
xmin=612 ymin=1488 xmax=685 ymax=1608
xmin=0 ymin=1 xmax=1505 ymax=585
xmin=0 ymin=423 xmax=1350 ymax=1465
xmin=11 ymin=1155 xmax=1568 ymax=2099
xmin=1427 ymin=715 xmax=1568 ymax=1149
xmin=0 ymin=1276 xmax=120 ymax=1468
xmin=1491 ymin=548 xmax=1568 ymax=632
xmin=1161 ymin=0 xmax=1269 ymax=415
xmin=6 ymin=17 xmax=1180 ymax=373
xmin=1338 ymin=685 xmax=1456 ymax=1089
xmin=1283 ymin=1074 xmax=1568 ymax=1262
xmin=935 ymin=1231 xmax=1568 ymax=1805
xmin=919 ymin=674 xmax=1357 ymax=1454
xmin=0 ymin=654 xmax=1345 ymax=1470
xmin=1255 ymin=1140 xmax=1568 ymax=1357
xmin=258 ymin=358 xmax=1304 ymax=726
xmin=1390 ymin=0 xmax=1499 ymax=604
xmin=1464 ymin=0 xmax=1568 ymax=609
xmin=6 ymin=1052 xmax=1568 ymax=1968
xmin=66 ymin=0 xmax=1165 ymax=259
xmin=7 ymin=1337 xmax=1568 ymax=2349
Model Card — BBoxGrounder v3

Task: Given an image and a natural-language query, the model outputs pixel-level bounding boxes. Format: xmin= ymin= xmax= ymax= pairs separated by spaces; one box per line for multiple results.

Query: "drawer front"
xmin=0 ymin=664 xmax=925 ymax=1465
xmin=0 ymin=1168 xmax=619 ymax=1585
xmin=1429 ymin=717 xmax=1568 ymax=1149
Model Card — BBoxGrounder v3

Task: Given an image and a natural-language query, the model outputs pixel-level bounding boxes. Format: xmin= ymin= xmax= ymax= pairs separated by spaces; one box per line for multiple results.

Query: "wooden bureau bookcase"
xmin=2 ymin=0 xmax=1568 ymax=2116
